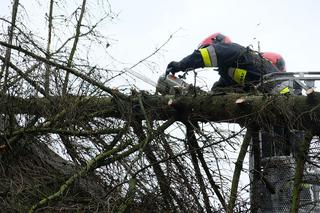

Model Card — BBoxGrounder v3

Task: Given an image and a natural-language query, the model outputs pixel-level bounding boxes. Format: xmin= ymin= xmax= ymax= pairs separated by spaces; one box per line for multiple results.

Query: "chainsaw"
xmin=156 ymin=73 xmax=192 ymax=95
xmin=125 ymin=67 xmax=193 ymax=95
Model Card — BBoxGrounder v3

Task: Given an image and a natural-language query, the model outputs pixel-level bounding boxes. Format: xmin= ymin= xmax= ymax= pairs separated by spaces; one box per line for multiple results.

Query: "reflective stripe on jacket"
xmin=227 ymin=68 xmax=247 ymax=85
xmin=177 ymin=42 xmax=279 ymax=91
xmin=199 ymin=45 xmax=217 ymax=67
xmin=199 ymin=43 xmax=279 ymax=87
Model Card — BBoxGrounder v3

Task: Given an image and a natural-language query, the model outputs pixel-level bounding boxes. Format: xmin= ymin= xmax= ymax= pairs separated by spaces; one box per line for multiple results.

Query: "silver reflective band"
xmin=228 ymin=67 xmax=235 ymax=79
xmin=207 ymin=45 xmax=218 ymax=67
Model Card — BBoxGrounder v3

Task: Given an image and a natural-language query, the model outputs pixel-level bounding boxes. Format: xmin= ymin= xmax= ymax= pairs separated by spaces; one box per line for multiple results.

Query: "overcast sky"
xmin=1 ymin=0 xmax=320 ymax=91
xmin=107 ymin=0 xmax=320 ymax=69
xmin=105 ymin=0 xmax=320 ymax=90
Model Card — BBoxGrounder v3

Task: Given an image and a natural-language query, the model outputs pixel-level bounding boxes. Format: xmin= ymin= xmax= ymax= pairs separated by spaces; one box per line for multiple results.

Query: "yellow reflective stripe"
xmin=199 ymin=48 xmax=212 ymax=67
xmin=280 ymin=86 xmax=290 ymax=94
xmin=233 ymin=68 xmax=247 ymax=85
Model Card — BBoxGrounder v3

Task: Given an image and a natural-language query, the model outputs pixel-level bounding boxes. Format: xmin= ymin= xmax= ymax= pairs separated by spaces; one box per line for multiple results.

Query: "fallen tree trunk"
xmin=0 ymin=92 xmax=319 ymax=134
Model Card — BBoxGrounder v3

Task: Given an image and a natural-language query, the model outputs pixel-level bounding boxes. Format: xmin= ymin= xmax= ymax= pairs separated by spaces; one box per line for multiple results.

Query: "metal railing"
xmin=257 ymin=71 xmax=320 ymax=93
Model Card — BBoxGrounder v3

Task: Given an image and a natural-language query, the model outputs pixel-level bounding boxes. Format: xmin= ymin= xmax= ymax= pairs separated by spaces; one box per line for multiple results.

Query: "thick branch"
xmin=0 ymin=0 xmax=19 ymax=90
xmin=62 ymin=0 xmax=87 ymax=95
xmin=185 ymin=121 xmax=226 ymax=211
xmin=227 ymin=127 xmax=252 ymax=213
xmin=290 ymin=133 xmax=312 ymax=213
xmin=44 ymin=0 xmax=54 ymax=96
xmin=0 ymin=93 xmax=320 ymax=133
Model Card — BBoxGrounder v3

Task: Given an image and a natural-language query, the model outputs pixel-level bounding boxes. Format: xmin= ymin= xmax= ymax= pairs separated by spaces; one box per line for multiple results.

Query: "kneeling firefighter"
xmin=165 ymin=33 xmax=288 ymax=94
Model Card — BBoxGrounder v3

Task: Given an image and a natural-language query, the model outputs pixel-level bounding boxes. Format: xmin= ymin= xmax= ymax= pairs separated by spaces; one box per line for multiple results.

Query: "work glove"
xmin=165 ymin=61 xmax=181 ymax=76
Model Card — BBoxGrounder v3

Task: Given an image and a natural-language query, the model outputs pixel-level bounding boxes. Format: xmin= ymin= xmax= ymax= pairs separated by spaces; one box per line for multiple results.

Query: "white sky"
xmin=107 ymin=0 xmax=320 ymax=68
xmin=105 ymin=0 xmax=320 ymax=90
xmin=1 ymin=0 xmax=320 ymax=91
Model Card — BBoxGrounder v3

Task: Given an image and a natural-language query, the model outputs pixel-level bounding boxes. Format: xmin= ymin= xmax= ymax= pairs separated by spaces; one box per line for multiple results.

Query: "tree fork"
xmin=185 ymin=123 xmax=213 ymax=213
xmin=160 ymin=134 xmax=204 ymax=211
xmin=185 ymin=121 xmax=227 ymax=211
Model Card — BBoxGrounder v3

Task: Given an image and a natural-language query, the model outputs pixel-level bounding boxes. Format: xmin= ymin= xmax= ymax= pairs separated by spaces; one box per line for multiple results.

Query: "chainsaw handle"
xmin=178 ymin=72 xmax=188 ymax=79
xmin=165 ymin=67 xmax=175 ymax=76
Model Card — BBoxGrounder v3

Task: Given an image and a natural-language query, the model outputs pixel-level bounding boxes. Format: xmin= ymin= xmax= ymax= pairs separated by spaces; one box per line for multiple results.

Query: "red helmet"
xmin=262 ymin=52 xmax=286 ymax=72
xmin=198 ymin=33 xmax=232 ymax=49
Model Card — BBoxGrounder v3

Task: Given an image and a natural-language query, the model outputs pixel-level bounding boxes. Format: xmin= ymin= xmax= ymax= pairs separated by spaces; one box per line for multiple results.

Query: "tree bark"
xmin=0 ymin=93 xmax=319 ymax=133
xmin=290 ymin=133 xmax=312 ymax=213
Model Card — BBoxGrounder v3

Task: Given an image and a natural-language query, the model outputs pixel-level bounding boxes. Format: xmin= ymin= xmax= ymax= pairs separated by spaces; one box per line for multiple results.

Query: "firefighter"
xmin=260 ymin=51 xmax=290 ymax=94
xmin=166 ymin=33 xmax=287 ymax=93
xmin=261 ymin=52 xmax=286 ymax=73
